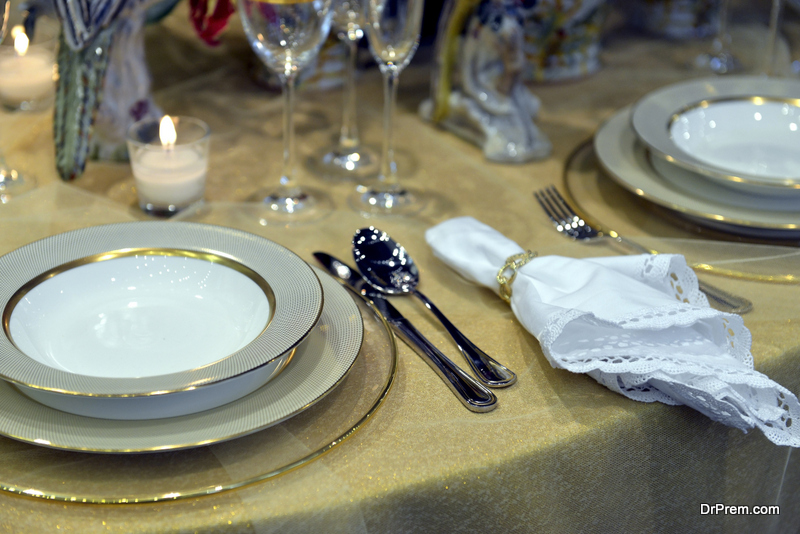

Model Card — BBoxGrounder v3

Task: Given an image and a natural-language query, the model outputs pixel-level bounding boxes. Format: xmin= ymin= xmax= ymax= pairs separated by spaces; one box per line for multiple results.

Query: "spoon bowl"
xmin=353 ymin=227 xmax=516 ymax=387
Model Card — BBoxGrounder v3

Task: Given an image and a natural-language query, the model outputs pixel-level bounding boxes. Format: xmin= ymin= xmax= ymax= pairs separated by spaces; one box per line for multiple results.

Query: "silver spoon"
xmin=353 ymin=227 xmax=516 ymax=387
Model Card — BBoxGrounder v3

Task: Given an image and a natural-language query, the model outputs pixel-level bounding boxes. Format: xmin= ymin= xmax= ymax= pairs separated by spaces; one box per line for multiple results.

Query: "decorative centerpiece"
xmin=420 ymin=0 xmax=552 ymax=163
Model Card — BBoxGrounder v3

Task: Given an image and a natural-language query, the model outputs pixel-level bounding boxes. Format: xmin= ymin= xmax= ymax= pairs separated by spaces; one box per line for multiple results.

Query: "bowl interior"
xmin=7 ymin=253 xmax=272 ymax=378
xmin=670 ymin=100 xmax=800 ymax=181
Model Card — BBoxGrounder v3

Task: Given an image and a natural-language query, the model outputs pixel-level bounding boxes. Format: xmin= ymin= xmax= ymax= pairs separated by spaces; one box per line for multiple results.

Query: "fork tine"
xmin=544 ymin=187 xmax=580 ymax=225
xmin=535 ymin=189 xmax=571 ymax=232
xmin=533 ymin=190 xmax=560 ymax=226
xmin=534 ymin=186 xmax=600 ymax=240
xmin=546 ymin=187 xmax=594 ymax=235
xmin=535 ymin=188 xmax=579 ymax=237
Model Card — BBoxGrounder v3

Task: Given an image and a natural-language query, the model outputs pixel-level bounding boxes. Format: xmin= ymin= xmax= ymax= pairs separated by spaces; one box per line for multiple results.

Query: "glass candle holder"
xmin=0 ymin=22 xmax=57 ymax=111
xmin=126 ymin=116 xmax=210 ymax=217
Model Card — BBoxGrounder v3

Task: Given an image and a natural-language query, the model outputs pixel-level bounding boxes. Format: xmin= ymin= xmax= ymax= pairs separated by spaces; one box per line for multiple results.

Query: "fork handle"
xmin=413 ymin=289 xmax=517 ymax=387
xmin=614 ymin=236 xmax=753 ymax=314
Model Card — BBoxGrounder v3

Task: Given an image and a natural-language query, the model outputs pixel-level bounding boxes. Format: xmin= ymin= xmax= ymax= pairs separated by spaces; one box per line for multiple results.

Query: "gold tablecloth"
xmin=0 ymin=6 xmax=799 ymax=533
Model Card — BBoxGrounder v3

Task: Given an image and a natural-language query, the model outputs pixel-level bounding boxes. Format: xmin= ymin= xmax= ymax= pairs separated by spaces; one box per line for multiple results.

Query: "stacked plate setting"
xmin=594 ymin=76 xmax=800 ymax=238
xmin=0 ymin=222 xmax=364 ymax=453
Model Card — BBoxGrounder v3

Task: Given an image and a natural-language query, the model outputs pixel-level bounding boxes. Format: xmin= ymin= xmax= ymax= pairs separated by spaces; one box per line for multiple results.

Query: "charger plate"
xmin=595 ymin=106 xmax=800 ymax=238
xmin=0 ymin=270 xmax=396 ymax=503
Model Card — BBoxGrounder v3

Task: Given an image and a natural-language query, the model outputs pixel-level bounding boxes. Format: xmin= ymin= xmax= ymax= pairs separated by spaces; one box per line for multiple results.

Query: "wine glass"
xmin=349 ymin=0 xmax=425 ymax=216
xmin=0 ymin=1 xmax=36 ymax=204
xmin=692 ymin=0 xmax=740 ymax=73
xmin=314 ymin=0 xmax=379 ymax=180
xmin=239 ymin=0 xmax=334 ymax=223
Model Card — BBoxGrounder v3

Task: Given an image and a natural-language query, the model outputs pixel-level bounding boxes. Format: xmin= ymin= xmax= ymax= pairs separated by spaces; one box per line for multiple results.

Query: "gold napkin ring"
xmin=497 ymin=250 xmax=537 ymax=303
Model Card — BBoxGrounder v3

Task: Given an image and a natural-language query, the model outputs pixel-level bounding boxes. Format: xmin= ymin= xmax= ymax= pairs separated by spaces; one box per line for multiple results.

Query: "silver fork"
xmin=534 ymin=186 xmax=753 ymax=314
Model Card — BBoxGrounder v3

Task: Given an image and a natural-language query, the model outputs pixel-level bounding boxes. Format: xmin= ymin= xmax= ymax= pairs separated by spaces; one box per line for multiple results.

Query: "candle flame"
xmin=159 ymin=116 xmax=177 ymax=148
xmin=13 ymin=28 xmax=29 ymax=56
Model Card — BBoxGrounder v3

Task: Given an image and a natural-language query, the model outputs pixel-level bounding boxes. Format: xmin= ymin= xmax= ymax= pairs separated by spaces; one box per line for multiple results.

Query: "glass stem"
xmin=339 ymin=35 xmax=361 ymax=150
xmin=765 ymin=0 xmax=784 ymax=76
xmin=378 ymin=68 xmax=399 ymax=192
xmin=714 ymin=0 xmax=730 ymax=52
xmin=279 ymin=72 xmax=301 ymax=198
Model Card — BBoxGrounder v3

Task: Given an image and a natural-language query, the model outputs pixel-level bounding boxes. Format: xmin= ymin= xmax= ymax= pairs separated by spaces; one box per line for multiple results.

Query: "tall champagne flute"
xmin=239 ymin=0 xmax=334 ymax=222
xmin=0 ymin=2 xmax=36 ymax=204
xmin=350 ymin=0 xmax=425 ymax=216
xmin=315 ymin=0 xmax=379 ymax=180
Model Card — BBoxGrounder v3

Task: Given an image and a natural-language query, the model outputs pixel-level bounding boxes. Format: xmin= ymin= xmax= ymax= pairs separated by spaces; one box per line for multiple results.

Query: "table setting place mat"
xmin=426 ymin=216 xmax=800 ymax=448
xmin=0 ymin=214 xmax=397 ymax=502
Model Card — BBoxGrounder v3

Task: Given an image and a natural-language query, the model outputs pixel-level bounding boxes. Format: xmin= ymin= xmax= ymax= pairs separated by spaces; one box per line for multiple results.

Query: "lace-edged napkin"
xmin=425 ymin=217 xmax=800 ymax=447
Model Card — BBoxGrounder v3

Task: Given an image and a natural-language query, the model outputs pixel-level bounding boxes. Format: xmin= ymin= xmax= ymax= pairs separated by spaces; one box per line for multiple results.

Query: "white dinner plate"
xmin=631 ymin=76 xmax=800 ymax=194
xmin=0 ymin=222 xmax=323 ymax=418
xmin=0 ymin=268 xmax=363 ymax=453
xmin=594 ymin=106 xmax=800 ymax=238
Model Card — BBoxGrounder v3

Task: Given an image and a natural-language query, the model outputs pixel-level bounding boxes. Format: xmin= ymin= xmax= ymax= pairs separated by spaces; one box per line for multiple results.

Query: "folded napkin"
xmin=426 ymin=216 xmax=800 ymax=447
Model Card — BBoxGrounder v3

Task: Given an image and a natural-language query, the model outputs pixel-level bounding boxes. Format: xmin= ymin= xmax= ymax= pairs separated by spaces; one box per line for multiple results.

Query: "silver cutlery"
xmin=534 ymin=186 xmax=753 ymax=314
xmin=352 ymin=227 xmax=517 ymax=387
xmin=313 ymin=252 xmax=497 ymax=412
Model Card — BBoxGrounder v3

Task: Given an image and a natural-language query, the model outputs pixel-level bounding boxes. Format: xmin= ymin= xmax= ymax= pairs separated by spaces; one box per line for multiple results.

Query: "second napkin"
xmin=426 ymin=216 xmax=799 ymax=448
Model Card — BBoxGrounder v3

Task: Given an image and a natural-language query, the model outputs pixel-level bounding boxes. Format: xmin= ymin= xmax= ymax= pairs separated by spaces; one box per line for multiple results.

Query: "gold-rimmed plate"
xmin=595 ymin=106 xmax=800 ymax=238
xmin=0 ymin=222 xmax=323 ymax=418
xmin=0 ymin=268 xmax=362 ymax=453
xmin=630 ymin=76 xmax=800 ymax=194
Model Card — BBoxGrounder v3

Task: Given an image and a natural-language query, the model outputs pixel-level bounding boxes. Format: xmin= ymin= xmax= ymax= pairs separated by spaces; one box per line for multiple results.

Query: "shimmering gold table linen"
xmin=0 ymin=7 xmax=799 ymax=532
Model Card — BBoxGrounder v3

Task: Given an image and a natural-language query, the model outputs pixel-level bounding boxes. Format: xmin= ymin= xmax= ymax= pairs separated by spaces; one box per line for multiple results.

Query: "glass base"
xmin=311 ymin=144 xmax=380 ymax=181
xmin=348 ymin=185 xmax=425 ymax=217
xmin=692 ymin=51 xmax=741 ymax=74
xmin=0 ymin=166 xmax=36 ymax=204
xmin=139 ymin=200 xmax=203 ymax=218
xmin=249 ymin=187 xmax=333 ymax=226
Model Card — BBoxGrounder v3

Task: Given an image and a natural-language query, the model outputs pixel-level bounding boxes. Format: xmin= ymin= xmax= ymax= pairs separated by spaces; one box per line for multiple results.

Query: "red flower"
xmin=189 ymin=0 xmax=235 ymax=46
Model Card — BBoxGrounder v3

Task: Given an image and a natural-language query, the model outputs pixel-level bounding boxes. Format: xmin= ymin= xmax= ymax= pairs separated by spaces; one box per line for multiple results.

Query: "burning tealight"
xmin=127 ymin=115 xmax=211 ymax=217
xmin=0 ymin=25 xmax=56 ymax=111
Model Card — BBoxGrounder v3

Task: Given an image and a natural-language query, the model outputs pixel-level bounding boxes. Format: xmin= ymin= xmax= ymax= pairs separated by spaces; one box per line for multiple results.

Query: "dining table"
xmin=0 ymin=4 xmax=799 ymax=532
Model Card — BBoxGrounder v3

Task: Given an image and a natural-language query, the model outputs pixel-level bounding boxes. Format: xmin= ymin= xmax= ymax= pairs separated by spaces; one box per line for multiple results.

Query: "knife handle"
xmin=392 ymin=317 xmax=497 ymax=413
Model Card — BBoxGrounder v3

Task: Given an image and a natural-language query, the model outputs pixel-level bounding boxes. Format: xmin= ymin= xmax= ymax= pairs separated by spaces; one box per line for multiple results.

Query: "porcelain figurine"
xmin=420 ymin=0 xmax=551 ymax=163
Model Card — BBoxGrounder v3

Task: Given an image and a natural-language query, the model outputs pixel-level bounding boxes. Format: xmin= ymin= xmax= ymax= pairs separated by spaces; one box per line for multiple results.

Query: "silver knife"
xmin=313 ymin=252 xmax=497 ymax=413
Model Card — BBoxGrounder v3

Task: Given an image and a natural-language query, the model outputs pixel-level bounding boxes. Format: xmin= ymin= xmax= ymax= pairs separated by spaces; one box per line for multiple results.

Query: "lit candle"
xmin=127 ymin=115 xmax=211 ymax=216
xmin=0 ymin=26 xmax=55 ymax=110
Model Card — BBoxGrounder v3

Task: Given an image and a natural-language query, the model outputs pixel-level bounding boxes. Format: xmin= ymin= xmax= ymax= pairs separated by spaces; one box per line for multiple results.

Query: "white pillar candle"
xmin=0 ymin=29 xmax=55 ymax=110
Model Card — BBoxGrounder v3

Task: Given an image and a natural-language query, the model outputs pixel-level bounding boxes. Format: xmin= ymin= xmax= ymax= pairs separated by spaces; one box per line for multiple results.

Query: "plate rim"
xmin=0 ymin=221 xmax=324 ymax=397
xmin=594 ymin=106 xmax=800 ymax=234
xmin=630 ymin=75 xmax=800 ymax=190
xmin=0 ymin=268 xmax=366 ymax=453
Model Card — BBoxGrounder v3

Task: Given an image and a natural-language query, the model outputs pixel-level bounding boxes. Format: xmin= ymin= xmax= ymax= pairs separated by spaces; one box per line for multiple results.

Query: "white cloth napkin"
xmin=426 ymin=216 xmax=800 ymax=447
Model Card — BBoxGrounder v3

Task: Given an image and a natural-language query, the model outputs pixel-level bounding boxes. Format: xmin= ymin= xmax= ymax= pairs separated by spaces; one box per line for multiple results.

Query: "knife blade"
xmin=313 ymin=252 xmax=497 ymax=413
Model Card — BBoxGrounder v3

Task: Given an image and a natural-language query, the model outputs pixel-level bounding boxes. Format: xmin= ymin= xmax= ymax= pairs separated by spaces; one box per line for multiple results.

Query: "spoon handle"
xmin=386 ymin=305 xmax=498 ymax=413
xmin=413 ymin=289 xmax=517 ymax=387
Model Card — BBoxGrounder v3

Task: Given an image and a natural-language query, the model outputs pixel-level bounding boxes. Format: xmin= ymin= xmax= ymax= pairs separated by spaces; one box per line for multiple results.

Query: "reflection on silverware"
xmin=351 ymin=227 xmax=517 ymax=387
xmin=534 ymin=186 xmax=754 ymax=315
xmin=313 ymin=252 xmax=498 ymax=412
